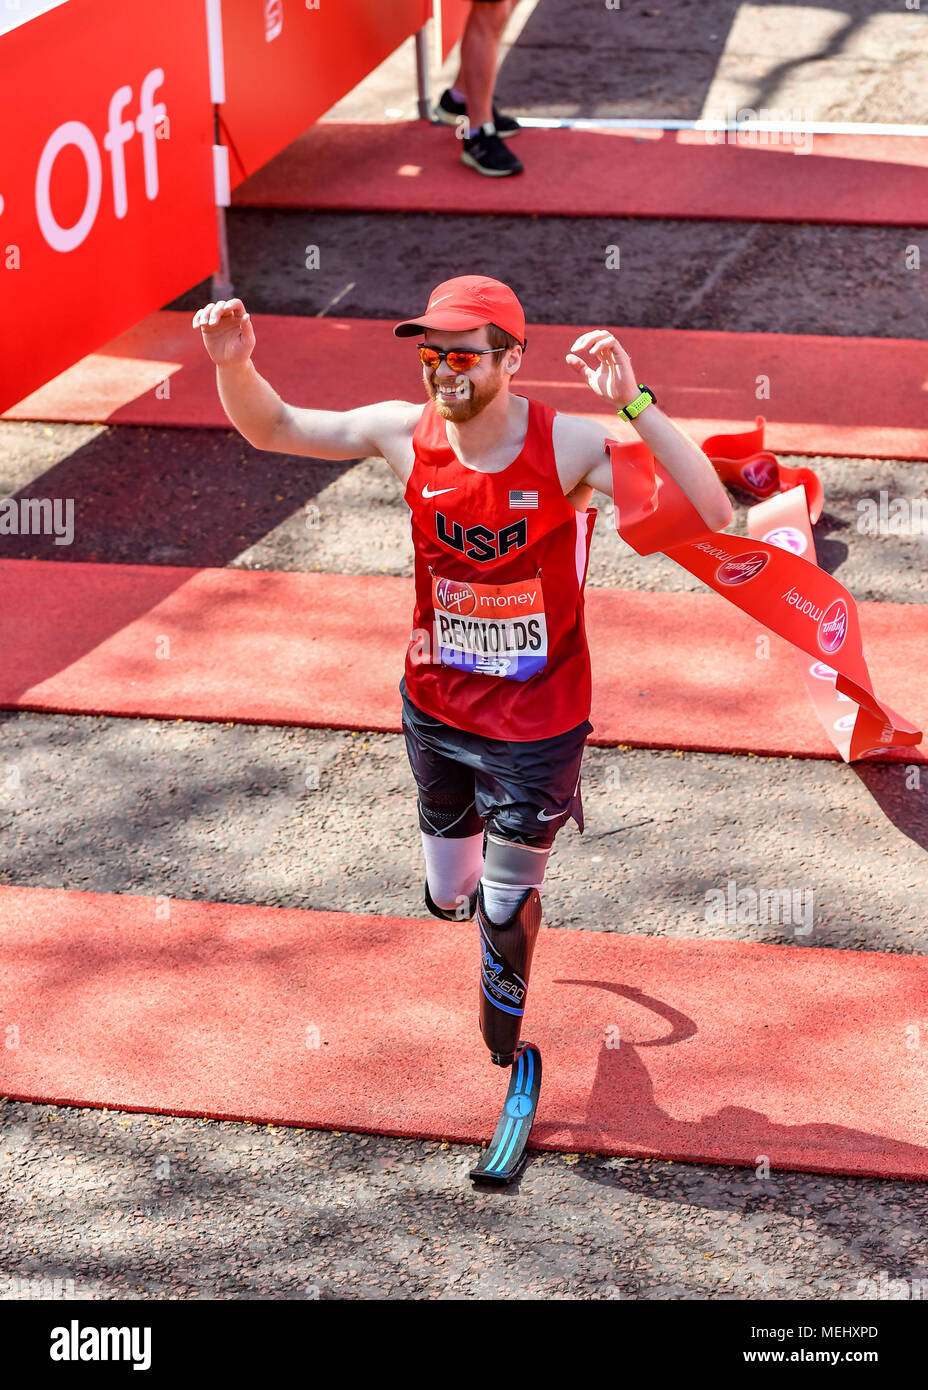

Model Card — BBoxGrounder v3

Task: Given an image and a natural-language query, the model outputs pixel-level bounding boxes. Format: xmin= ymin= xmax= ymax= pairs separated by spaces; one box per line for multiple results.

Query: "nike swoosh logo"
xmin=537 ymin=808 xmax=566 ymax=821
xmin=428 ymin=293 xmax=454 ymax=306
xmin=422 ymin=485 xmax=457 ymax=498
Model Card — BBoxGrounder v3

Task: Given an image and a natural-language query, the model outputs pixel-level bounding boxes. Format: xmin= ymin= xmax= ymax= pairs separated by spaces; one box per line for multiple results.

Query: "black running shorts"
xmin=400 ymin=676 xmax=592 ymax=847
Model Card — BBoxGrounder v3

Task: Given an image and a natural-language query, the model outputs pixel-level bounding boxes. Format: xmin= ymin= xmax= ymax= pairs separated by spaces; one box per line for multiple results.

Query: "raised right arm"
xmin=194 ymin=298 xmax=418 ymax=462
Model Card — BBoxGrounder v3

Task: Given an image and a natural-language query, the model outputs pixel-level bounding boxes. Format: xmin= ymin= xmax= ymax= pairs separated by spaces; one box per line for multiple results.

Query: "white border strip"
xmin=213 ymin=143 xmax=230 ymax=207
xmin=431 ymin=0 xmax=442 ymax=69
xmin=511 ymin=117 xmax=928 ymax=137
xmin=0 ymin=0 xmax=68 ymax=38
xmin=205 ymin=0 xmax=226 ymax=105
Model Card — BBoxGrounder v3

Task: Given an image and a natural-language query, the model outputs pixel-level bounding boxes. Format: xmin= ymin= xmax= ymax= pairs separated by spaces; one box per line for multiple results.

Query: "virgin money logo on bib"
xmin=431 ymin=574 xmax=547 ymax=682
xmin=741 ymin=456 xmax=778 ymax=491
xmin=818 ymin=599 xmax=849 ymax=654
xmin=762 ymin=526 xmax=807 ymax=555
xmin=435 ymin=578 xmax=476 ymax=616
xmin=715 ymin=551 xmax=769 ymax=586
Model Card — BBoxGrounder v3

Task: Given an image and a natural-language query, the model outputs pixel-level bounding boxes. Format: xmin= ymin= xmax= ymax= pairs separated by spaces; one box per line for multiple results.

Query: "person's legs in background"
xmin=435 ymin=1 xmax=524 ymax=175
xmin=456 ymin=0 xmax=514 ymax=131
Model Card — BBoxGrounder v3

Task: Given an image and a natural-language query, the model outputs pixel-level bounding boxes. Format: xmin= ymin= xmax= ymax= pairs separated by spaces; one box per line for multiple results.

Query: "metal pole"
xmin=213 ymin=205 xmax=234 ymax=302
xmin=415 ymin=22 xmax=432 ymax=122
xmin=211 ymin=110 xmax=234 ymax=301
xmin=206 ymin=0 xmax=233 ymax=298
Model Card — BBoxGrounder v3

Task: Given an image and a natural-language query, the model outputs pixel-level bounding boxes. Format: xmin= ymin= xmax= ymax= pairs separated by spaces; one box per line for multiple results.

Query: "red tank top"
xmin=403 ymin=394 xmax=596 ymax=741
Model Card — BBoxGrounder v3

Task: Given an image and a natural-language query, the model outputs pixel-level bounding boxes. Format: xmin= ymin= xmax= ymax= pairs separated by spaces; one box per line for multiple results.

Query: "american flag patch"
xmin=509 ymin=489 xmax=538 ymax=509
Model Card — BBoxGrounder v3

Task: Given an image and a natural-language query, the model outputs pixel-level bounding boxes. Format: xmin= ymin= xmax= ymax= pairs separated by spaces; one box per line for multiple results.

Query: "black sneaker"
xmin=461 ymin=123 xmax=524 ymax=177
xmin=435 ymin=88 xmax=522 ymax=138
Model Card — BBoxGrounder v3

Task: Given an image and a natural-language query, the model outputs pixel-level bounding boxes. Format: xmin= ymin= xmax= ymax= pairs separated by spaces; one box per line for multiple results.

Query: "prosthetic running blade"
xmin=469 ymin=1042 xmax=542 ymax=1185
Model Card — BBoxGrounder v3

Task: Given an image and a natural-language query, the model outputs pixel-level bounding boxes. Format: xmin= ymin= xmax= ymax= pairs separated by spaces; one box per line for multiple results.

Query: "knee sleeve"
xmin=480 ymin=833 xmax=550 ymax=924
xmin=482 ymin=834 xmax=550 ymax=889
xmin=417 ymin=792 xmax=483 ymax=840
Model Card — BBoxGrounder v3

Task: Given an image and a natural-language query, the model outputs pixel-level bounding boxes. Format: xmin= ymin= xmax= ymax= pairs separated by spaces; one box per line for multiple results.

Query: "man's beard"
xmin=425 ymin=368 xmax=503 ymax=422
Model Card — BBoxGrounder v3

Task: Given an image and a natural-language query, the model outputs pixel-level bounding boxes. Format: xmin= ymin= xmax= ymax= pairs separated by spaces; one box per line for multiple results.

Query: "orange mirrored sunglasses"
xmin=417 ymin=345 xmax=507 ymax=372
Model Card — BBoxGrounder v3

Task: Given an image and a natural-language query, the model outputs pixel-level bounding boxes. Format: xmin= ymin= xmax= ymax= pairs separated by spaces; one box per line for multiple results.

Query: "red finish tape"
xmin=608 ymin=416 xmax=922 ymax=762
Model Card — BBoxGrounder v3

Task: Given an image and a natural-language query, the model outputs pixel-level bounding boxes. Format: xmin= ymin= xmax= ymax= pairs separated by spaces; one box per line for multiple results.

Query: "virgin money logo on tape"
xmin=715 ymin=551 xmax=769 ymax=586
xmin=818 ymin=599 xmax=849 ymax=654
xmin=741 ymin=456 xmax=778 ymax=491
xmin=809 ymin=661 xmax=837 ymax=681
xmin=435 ymin=577 xmax=475 ymax=615
xmin=781 ymin=587 xmax=824 ymax=623
xmin=762 ymin=525 xmax=807 ymax=555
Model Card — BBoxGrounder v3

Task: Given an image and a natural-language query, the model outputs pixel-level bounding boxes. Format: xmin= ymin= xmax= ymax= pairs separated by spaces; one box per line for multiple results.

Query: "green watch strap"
xmin=617 ymin=384 xmax=656 ymax=421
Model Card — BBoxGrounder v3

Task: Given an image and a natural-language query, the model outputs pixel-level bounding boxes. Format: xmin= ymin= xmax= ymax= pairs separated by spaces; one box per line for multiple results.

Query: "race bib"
xmin=431 ymin=575 xmax=547 ymax=681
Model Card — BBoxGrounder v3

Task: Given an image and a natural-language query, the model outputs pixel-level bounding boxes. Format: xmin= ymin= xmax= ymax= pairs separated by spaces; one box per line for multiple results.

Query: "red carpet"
xmin=1 ymin=560 xmax=924 ymax=762
xmin=229 ymin=122 xmax=928 ymax=227
xmin=1 ymin=885 xmax=925 ymax=1179
xmin=5 ymin=312 xmax=928 ymax=461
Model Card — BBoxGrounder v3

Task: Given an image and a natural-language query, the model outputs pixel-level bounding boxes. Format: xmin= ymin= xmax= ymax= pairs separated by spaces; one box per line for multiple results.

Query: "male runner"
xmin=194 ymin=275 xmax=731 ymax=1069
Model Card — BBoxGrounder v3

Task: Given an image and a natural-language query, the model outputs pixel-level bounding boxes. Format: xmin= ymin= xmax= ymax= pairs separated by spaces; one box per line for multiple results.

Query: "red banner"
xmin=0 ymin=0 xmax=216 ymax=415
xmin=220 ymin=0 xmax=430 ymax=187
xmin=608 ymin=422 xmax=923 ymax=762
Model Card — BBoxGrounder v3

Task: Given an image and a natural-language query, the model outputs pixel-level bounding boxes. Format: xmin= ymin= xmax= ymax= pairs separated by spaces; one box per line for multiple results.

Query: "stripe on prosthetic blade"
xmin=484 ymin=1048 xmax=536 ymax=1174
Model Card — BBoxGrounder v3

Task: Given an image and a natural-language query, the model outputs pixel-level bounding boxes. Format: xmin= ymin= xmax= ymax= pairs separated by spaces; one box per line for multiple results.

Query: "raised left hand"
xmin=566 ymin=330 xmax=640 ymax=409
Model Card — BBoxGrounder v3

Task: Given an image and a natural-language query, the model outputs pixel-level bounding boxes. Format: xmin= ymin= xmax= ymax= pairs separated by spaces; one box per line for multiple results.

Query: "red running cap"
xmin=393 ymin=275 xmax=526 ymax=345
